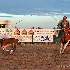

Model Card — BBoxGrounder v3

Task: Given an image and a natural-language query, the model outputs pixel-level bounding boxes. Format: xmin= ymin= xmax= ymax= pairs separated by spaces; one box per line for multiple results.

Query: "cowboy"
xmin=57 ymin=16 xmax=69 ymax=43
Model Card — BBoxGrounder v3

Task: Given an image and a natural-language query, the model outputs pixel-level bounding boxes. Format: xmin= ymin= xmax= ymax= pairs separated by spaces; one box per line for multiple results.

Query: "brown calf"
xmin=1 ymin=38 xmax=19 ymax=54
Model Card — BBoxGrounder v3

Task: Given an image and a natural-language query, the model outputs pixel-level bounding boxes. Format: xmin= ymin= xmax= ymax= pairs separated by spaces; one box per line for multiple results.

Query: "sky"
xmin=0 ymin=0 xmax=70 ymax=28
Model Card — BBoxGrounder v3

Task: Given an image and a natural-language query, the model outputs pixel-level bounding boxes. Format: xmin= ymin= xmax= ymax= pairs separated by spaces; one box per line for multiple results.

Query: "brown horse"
xmin=60 ymin=33 xmax=70 ymax=54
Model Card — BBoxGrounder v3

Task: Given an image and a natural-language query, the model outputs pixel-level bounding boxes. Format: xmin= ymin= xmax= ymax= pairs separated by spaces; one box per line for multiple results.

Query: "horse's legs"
xmin=60 ymin=43 xmax=63 ymax=54
xmin=62 ymin=40 xmax=69 ymax=53
xmin=64 ymin=41 xmax=69 ymax=49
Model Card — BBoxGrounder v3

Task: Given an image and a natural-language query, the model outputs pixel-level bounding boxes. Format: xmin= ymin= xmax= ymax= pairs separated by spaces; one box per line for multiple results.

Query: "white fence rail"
xmin=0 ymin=28 xmax=61 ymax=42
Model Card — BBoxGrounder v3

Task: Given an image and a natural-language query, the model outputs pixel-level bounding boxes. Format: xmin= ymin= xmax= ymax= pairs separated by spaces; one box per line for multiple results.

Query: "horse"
xmin=60 ymin=28 xmax=70 ymax=54
xmin=57 ymin=20 xmax=70 ymax=54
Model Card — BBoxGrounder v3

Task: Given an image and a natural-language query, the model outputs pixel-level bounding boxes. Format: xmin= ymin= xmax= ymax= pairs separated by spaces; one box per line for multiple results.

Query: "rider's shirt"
xmin=58 ymin=20 xmax=69 ymax=29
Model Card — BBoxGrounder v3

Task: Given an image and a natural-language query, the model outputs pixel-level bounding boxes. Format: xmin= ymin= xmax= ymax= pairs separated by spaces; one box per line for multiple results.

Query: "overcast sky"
xmin=0 ymin=0 xmax=70 ymax=28
xmin=0 ymin=0 xmax=70 ymax=14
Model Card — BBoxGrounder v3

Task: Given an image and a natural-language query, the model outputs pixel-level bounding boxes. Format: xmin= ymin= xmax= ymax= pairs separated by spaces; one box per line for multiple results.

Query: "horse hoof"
xmin=62 ymin=52 xmax=64 ymax=54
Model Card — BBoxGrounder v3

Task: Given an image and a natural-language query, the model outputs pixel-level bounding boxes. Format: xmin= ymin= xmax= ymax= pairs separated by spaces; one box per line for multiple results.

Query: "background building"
xmin=0 ymin=20 xmax=11 ymax=28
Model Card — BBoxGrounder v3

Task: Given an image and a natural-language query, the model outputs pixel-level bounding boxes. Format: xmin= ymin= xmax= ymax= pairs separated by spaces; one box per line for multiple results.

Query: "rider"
xmin=57 ymin=16 xmax=69 ymax=36
xmin=57 ymin=16 xmax=69 ymax=43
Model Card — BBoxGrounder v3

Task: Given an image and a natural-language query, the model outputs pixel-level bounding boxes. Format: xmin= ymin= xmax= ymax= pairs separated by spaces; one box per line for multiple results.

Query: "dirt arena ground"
xmin=0 ymin=43 xmax=70 ymax=70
